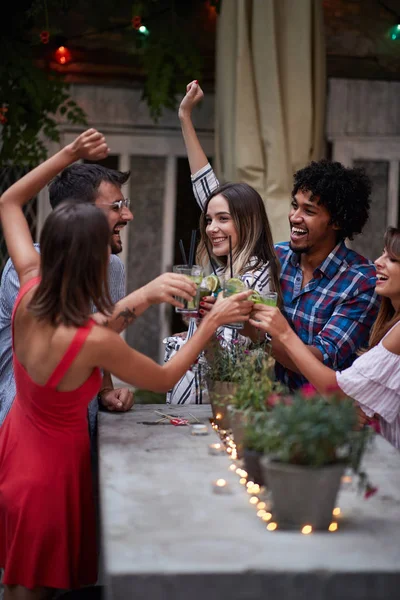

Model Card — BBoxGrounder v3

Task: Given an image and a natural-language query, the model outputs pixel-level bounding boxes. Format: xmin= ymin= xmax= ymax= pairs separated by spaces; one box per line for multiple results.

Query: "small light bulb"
xmin=257 ymin=502 xmax=266 ymax=510
xmin=301 ymin=525 xmax=313 ymax=535
xmin=246 ymin=481 xmax=254 ymax=488
xmin=216 ymin=413 xmax=222 ymax=420
xmin=229 ymin=464 xmax=236 ymax=471
xmin=216 ymin=479 xmax=226 ymax=487
xmin=267 ymin=522 xmax=277 ymax=531
xmin=241 ymin=471 xmax=248 ymax=478
xmin=235 ymin=468 xmax=242 ymax=475
xmin=249 ymin=496 xmax=259 ymax=505
xmin=329 ymin=522 xmax=338 ymax=532
xmin=262 ymin=512 xmax=272 ymax=522
xmin=239 ymin=478 xmax=247 ymax=485
xmin=332 ymin=507 xmax=341 ymax=516
xmin=257 ymin=509 xmax=266 ymax=517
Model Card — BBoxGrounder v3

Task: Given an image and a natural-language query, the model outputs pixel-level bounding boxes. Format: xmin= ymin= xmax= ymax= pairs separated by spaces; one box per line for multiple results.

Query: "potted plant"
xmin=204 ymin=336 xmax=249 ymax=430
xmin=228 ymin=349 xmax=281 ymax=458
xmin=253 ymin=386 xmax=374 ymax=530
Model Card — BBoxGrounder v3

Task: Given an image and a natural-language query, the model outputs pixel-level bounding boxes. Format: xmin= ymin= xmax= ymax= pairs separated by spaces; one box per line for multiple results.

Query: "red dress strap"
xmin=11 ymin=276 xmax=41 ymax=323
xmin=46 ymin=320 xmax=96 ymax=388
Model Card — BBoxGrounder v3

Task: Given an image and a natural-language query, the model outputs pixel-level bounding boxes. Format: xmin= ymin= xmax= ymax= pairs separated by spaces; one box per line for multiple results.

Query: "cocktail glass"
xmin=222 ymin=276 xmax=247 ymax=330
xmin=250 ymin=290 xmax=278 ymax=342
xmin=173 ymin=265 xmax=204 ymax=315
xmin=251 ymin=291 xmax=278 ymax=307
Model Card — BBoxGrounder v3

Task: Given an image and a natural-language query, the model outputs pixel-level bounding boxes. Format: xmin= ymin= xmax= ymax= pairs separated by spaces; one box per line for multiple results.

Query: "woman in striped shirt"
xmin=249 ymin=227 xmax=400 ymax=449
xmin=164 ymin=83 xmax=283 ymax=404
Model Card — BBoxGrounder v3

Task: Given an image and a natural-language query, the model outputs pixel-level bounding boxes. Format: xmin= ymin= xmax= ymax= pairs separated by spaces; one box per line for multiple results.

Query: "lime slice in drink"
xmin=225 ymin=277 xmax=246 ymax=293
xmin=205 ymin=274 xmax=220 ymax=292
xmin=250 ymin=290 xmax=263 ymax=304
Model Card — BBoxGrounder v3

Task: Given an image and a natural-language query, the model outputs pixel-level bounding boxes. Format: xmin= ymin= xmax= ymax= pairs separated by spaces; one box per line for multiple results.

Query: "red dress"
xmin=0 ymin=277 xmax=101 ymax=590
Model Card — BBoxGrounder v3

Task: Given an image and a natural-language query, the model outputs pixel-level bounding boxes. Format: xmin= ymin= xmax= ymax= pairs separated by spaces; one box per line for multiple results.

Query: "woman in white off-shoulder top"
xmin=249 ymin=227 xmax=400 ymax=449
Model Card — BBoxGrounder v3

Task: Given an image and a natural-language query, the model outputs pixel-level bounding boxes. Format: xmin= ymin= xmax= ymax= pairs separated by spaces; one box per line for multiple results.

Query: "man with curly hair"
xmin=272 ymin=159 xmax=379 ymax=390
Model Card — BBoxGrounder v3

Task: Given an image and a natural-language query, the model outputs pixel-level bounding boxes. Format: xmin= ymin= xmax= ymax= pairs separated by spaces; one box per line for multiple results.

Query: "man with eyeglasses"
xmin=0 ymin=163 xmax=195 ymax=432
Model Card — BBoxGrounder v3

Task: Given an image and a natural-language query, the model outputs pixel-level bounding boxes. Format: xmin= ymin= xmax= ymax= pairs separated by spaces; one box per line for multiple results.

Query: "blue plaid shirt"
xmin=275 ymin=242 xmax=380 ymax=390
xmin=0 ymin=246 xmax=126 ymax=434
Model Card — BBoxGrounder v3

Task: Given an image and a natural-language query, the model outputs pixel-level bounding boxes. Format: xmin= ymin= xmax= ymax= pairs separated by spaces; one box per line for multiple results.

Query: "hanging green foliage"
xmin=0 ymin=0 xmax=211 ymax=165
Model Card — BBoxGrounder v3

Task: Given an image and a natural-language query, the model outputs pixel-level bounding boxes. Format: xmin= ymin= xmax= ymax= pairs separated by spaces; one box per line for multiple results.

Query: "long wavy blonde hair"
xmin=367 ymin=227 xmax=400 ymax=349
xmin=197 ymin=183 xmax=283 ymax=307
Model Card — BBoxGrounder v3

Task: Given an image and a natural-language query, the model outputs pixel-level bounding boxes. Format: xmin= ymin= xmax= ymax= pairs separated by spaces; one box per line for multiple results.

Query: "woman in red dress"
xmin=0 ymin=130 xmax=253 ymax=600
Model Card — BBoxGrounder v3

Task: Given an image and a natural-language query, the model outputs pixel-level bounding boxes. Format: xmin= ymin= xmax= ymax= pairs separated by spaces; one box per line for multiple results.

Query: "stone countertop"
xmin=98 ymin=404 xmax=400 ymax=600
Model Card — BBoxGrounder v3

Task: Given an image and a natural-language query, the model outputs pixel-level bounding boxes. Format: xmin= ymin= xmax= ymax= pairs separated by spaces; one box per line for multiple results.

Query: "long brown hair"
xmin=197 ymin=183 xmax=283 ymax=306
xmin=368 ymin=227 xmax=400 ymax=349
xmin=28 ymin=202 xmax=113 ymax=326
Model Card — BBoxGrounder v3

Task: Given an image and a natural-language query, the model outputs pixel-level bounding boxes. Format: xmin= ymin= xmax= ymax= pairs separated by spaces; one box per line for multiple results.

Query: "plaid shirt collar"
xmin=288 ymin=240 xmax=349 ymax=280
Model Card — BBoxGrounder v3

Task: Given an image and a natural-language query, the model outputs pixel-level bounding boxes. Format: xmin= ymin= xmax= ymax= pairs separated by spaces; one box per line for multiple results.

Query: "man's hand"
xmin=178 ymin=80 xmax=204 ymax=119
xmin=99 ymin=387 xmax=134 ymax=412
xmin=67 ymin=129 xmax=110 ymax=162
xmin=142 ymin=273 xmax=197 ymax=309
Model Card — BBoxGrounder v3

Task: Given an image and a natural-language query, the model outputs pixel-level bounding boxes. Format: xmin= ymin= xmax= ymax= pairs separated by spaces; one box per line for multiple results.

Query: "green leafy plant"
xmin=204 ymin=339 xmax=272 ymax=384
xmin=246 ymin=385 xmax=376 ymax=496
xmin=230 ymin=351 xmax=285 ymax=412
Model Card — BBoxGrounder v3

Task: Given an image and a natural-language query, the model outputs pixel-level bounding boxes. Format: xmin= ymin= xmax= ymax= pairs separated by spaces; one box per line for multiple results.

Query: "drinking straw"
xmin=179 ymin=239 xmax=188 ymax=265
xmin=188 ymin=229 xmax=196 ymax=268
xmin=205 ymin=243 xmax=218 ymax=276
xmin=228 ymin=236 xmax=233 ymax=278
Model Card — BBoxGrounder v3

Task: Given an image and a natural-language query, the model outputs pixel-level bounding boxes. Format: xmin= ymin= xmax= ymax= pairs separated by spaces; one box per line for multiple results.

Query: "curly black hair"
xmin=292 ymin=160 xmax=372 ymax=240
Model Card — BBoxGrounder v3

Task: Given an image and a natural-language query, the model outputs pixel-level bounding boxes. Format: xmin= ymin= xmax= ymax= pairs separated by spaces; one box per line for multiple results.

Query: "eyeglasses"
xmin=109 ymin=198 xmax=131 ymax=212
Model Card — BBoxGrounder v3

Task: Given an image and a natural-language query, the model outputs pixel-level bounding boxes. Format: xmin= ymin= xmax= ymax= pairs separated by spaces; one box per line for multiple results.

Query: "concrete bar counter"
xmin=98 ymin=404 xmax=400 ymax=600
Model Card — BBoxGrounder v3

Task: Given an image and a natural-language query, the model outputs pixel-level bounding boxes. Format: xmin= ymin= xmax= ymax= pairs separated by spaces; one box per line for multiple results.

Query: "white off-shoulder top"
xmin=336 ymin=321 xmax=400 ymax=449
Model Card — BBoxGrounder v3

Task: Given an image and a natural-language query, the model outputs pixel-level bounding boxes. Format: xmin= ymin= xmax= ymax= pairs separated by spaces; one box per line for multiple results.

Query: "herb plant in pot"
xmin=228 ymin=350 xmax=279 ymax=458
xmin=257 ymin=386 xmax=373 ymax=530
xmin=205 ymin=337 xmax=248 ymax=430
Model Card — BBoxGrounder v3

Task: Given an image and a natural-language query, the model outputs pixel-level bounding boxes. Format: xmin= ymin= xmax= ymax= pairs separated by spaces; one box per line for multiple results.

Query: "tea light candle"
xmin=208 ymin=443 xmax=224 ymax=455
xmin=212 ymin=478 xmax=232 ymax=494
xmin=190 ymin=423 xmax=208 ymax=436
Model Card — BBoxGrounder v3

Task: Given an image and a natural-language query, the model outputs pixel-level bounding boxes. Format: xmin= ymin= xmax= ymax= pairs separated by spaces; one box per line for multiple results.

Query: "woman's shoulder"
xmin=382 ymin=320 xmax=400 ymax=356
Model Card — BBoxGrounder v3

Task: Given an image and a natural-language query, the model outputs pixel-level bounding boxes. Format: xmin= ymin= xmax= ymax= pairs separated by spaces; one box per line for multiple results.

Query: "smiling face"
xmin=205 ymin=194 xmax=238 ymax=257
xmin=374 ymin=248 xmax=400 ymax=307
xmin=95 ymin=181 xmax=133 ymax=254
xmin=289 ymin=190 xmax=340 ymax=256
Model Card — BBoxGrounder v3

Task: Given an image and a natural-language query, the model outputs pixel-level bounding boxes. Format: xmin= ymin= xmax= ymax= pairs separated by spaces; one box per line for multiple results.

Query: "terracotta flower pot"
xmin=208 ymin=381 xmax=237 ymax=430
xmin=260 ymin=458 xmax=345 ymax=530
xmin=227 ymin=406 xmax=248 ymax=459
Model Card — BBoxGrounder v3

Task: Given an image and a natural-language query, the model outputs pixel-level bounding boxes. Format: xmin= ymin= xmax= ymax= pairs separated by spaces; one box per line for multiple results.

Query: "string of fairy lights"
xmin=210 ymin=419 xmax=342 ymax=535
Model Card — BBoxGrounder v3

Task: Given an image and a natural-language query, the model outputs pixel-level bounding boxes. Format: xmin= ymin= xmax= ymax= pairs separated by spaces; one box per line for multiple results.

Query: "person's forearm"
xmin=0 ymin=147 xmax=75 ymax=208
xmin=276 ymin=329 xmax=338 ymax=392
xmin=99 ymin=370 xmax=114 ymax=395
xmin=179 ymin=112 xmax=209 ymax=175
xmin=94 ymin=287 xmax=151 ymax=333
xmin=162 ymin=313 xmax=218 ymax=389
xmin=271 ymin=338 xmax=323 ymax=374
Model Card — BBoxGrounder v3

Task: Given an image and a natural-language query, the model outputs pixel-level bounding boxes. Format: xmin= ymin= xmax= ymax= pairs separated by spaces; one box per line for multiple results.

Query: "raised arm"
xmin=179 ymin=81 xmax=220 ymax=210
xmin=179 ymin=81 xmax=209 ymax=174
xmin=0 ymin=129 xmax=109 ymax=287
